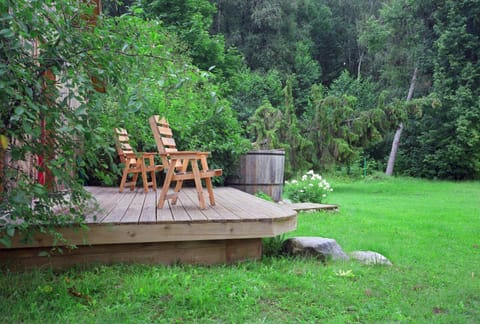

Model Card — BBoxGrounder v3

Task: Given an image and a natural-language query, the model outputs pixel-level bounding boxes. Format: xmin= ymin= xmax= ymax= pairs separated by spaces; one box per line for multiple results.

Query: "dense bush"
xmin=79 ymin=14 xmax=250 ymax=186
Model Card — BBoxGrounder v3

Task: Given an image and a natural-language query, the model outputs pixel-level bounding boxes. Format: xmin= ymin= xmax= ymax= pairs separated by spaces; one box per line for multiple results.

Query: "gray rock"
xmin=349 ymin=251 xmax=392 ymax=266
xmin=282 ymin=237 xmax=349 ymax=262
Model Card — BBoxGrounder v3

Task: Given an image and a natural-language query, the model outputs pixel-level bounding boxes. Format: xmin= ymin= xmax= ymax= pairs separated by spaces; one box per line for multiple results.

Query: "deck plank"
xmin=101 ymin=190 xmax=137 ymax=223
xmin=86 ymin=187 xmax=130 ymax=223
xmin=210 ymin=189 xmax=246 ymax=220
xmin=212 ymin=189 xmax=257 ymax=220
xmin=213 ymin=188 xmax=276 ymax=220
xmin=181 ymin=187 xmax=235 ymax=221
xmin=86 ymin=186 xmax=104 ymax=196
xmin=139 ymin=190 xmax=158 ymax=223
xmin=156 ymin=197 xmax=174 ymax=222
xmin=167 ymin=195 xmax=192 ymax=221
xmin=217 ymin=188 xmax=291 ymax=219
xmin=179 ymin=188 xmax=217 ymax=221
xmin=121 ymin=190 xmax=147 ymax=224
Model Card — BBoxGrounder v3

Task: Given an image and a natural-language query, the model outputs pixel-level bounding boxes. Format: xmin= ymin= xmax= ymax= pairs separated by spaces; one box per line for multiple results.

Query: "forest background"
xmin=1 ymin=0 xmax=479 ymax=243
xmin=99 ymin=0 xmax=480 ymax=181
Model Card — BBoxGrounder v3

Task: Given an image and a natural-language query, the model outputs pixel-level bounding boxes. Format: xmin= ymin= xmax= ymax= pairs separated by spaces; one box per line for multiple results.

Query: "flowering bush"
xmin=283 ymin=170 xmax=333 ymax=203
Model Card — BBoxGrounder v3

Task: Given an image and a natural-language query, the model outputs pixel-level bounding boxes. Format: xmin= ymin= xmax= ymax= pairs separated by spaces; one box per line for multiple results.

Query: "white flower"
xmin=301 ymin=175 xmax=307 ymax=181
xmin=312 ymin=174 xmax=322 ymax=180
xmin=322 ymin=194 xmax=326 ymax=197
xmin=299 ymin=189 xmax=304 ymax=193
xmin=291 ymin=180 xmax=298 ymax=184
xmin=307 ymin=170 xmax=315 ymax=175
xmin=309 ymin=183 xmax=313 ymax=187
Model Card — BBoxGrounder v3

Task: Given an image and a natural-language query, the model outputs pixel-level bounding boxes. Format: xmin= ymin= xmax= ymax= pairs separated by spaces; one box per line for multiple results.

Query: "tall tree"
xmin=359 ymin=0 xmax=435 ymax=175
xmin=414 ymin=0 xmax=480 ymax=179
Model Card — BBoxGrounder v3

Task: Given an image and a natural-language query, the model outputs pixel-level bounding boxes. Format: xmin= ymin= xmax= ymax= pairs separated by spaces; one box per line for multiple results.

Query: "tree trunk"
xmin=357 ymin=51 xmax=364 ymax=80
xmin=385 ymin=66 xmax=418 ymax=176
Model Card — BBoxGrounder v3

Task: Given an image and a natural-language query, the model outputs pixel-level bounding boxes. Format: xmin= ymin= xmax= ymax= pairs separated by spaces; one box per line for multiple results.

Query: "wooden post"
xmin=39 ymin=69 xmax=57 ymax=190
xmin=0 ymin=145 xmax=4 ymax=197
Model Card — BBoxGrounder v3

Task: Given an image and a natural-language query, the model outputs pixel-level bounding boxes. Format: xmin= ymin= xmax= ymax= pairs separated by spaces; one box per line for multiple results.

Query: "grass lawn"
xmin=1 ymin=177 xmax=479 ymax=323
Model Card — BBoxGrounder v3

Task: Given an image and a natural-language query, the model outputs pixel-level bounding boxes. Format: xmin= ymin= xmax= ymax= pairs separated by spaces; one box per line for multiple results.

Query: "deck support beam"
xmin=0 ymin=239 xmax=263 ymax=271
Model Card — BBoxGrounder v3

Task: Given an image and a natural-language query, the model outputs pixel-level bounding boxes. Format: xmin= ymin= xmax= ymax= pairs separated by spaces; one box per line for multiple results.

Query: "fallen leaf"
xmin=68 ymin=287 xmax=93 ymax=304
xmin=432 ymin=307 xmax=447 ymax=314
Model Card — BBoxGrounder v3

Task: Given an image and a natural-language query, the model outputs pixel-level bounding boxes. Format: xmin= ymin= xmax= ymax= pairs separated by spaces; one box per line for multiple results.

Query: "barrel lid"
xmin=246 ymin=149 xmax=285 ymax=156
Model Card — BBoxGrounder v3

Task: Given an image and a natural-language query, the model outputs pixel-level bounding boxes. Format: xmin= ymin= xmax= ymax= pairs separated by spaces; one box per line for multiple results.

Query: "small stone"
xmin=349 ymin=251 xmax=392 ymax=266
xmin=282 ymin=237 xmax=349 ymax=262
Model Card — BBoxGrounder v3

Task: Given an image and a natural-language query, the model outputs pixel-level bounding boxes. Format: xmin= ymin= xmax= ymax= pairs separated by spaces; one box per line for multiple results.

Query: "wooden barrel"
xmin=228 ymin=150 xmax=285 ymax=202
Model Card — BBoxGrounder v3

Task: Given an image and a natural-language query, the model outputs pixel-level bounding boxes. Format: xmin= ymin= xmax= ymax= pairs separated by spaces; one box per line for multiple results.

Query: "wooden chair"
xmin=149 ymin=115 xmax=222 ymax=209
xmin=114 ymin=128 xmax=163 ymax=193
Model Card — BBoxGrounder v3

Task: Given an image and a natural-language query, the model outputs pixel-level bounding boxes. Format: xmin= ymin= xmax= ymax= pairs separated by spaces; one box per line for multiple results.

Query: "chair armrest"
xmin=162 ymin=151 xmax=211 ymax=159
xmin=139 ymin=152 xmax=158 ymax=157
xmin=124 ymin=152 xmax=157 ymax=158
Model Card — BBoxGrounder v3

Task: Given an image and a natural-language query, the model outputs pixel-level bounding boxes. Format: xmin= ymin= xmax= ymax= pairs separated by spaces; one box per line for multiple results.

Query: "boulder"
xmin=349 ymin=251 xmax=392 ymax=266
xmin=282 ymin=237 xmax=349 ymax=262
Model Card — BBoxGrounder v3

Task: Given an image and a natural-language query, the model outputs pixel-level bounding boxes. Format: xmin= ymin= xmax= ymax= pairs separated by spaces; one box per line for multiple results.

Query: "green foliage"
xmin=144 ymin=0 xmax=243 ymax=83
xmin=304 ymin=79 xmax=403 ymax=172
xmin=279 ymin=77 xmax=313 ymax=176
xmin=283 ymin=170 xmax=333 ymax=203
xmin=396 ymin=0 xmax=480 ymax=179
xmin=247 ymin=101 xmax=283 ymax=149
xmin=77 ymin=14 xmax=249 ymax=185
xmin=262 ymin=234 xmax=285 ymax=257
xmin=255 ymin=191 xmax=275 ymax=202
xmin=328 ymin=71 xmax=379 ymax=112
xmin=246 ymin=78 xmax=312 ymax=177
xmin=0 ymin=0 xmax=114 ymax=246
xmin=228 ymin=69 xmax=284 ymax=123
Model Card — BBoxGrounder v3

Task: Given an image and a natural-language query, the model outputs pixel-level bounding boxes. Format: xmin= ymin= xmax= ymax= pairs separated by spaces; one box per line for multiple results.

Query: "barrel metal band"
xmin=245 ymin=152 xmax=285 ymax=156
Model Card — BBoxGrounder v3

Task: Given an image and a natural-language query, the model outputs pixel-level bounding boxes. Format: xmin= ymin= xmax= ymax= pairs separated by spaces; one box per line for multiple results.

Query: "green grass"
xmin=1 ymin=177 xmax=479 ymax=323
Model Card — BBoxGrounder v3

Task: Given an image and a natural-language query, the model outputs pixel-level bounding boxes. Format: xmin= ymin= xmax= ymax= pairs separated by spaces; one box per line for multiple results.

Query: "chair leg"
xmin=131 ymin=173 xmax=138 ymax=191
xmin=171 ymin=158 xmax=188 ymax=205
xmin=119 ymin=168 xmax=129 ymax=193
xmin=141 ymin=171 xmax=149 ymax=192
xmin=191 ymin=160 xmax=206 ymax=209
xmin=150 ymin=170 xmax=157 ymax=191
xmin=204 ymin=177 xmax=216 ymax=206
xmin=200 ymin=156 xmax=215 ymax=206
xmin=171 ymin=180 xmax=183 ymax=205
xmin=158 ymin=166 xmax=175 ymax=208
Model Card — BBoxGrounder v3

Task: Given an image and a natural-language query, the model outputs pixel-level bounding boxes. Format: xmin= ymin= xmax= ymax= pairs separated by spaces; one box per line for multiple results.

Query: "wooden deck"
xmin=1 ymin=187 xmax=297 ymax=270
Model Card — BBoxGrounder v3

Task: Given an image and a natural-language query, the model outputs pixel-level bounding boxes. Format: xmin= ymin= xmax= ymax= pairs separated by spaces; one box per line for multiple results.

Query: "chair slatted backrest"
xmin=149 ymin=116 xmax=180 ymax=167
xmin=114 ymin=128 xmax=135 ymax=164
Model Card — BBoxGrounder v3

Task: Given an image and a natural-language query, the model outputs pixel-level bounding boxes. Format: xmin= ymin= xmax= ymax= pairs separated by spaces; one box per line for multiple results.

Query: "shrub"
xmin=262 ymin=234 xmax=285 ymax=257
xmin=283 ymin=170 xmax=333 ymax=203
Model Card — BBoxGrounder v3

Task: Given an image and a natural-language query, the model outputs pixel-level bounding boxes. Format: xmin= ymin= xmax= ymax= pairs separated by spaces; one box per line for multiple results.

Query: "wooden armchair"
xmin=114 ymin=128 xmax=163 ymax=193
xmin=149 ymin=115 xmax=222 ymax=209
